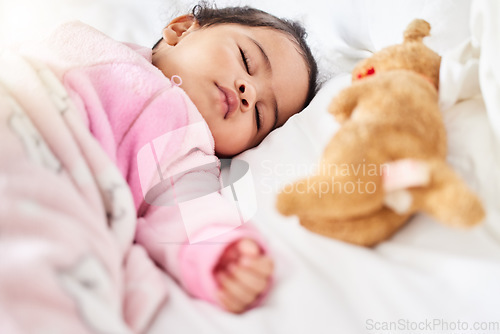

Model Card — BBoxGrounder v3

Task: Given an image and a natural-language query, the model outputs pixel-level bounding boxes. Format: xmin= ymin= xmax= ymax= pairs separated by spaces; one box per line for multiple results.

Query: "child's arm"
xmin=135 ymin=174 xmax=273 ymax=313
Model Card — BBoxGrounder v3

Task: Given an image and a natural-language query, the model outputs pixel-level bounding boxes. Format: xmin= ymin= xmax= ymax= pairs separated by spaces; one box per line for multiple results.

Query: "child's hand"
xmin=214 ymin=238 xmax=273 ymax=313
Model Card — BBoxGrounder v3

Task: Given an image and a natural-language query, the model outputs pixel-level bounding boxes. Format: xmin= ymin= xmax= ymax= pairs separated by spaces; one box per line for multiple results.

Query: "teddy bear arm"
xmin=277 ymin=174 xmax=386 ymax=221
xmin=328 ymin=84 xmax=363 ymax=122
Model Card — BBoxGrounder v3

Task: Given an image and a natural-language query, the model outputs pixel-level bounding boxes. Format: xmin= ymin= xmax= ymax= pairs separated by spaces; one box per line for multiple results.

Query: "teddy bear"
xmin=276 ymin=19 xmax=485 ymax=246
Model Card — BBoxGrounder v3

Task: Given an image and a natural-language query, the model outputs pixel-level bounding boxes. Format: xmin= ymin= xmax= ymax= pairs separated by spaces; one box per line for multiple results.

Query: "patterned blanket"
xmin=0 ymin=51 xmax=168 ymax=333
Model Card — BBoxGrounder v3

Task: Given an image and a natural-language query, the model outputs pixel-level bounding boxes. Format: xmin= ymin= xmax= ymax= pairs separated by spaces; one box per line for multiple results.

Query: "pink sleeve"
xmin=135 ymin=190 xmax=273 ymax=310
xmin=178 ymin=223 xmax=272 ymax=309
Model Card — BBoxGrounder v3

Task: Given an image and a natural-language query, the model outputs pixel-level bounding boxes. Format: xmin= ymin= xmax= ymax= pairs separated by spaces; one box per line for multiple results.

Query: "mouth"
xmin=217 ymin=85 xmax=239 ymax=119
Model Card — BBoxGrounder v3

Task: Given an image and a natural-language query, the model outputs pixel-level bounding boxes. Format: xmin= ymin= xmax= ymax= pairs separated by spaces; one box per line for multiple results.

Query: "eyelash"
xmin=239 ymin=47 xmax=262 ymax=131
xmin=255 ymin=106 xmax=263 ymax=130
xmin=239 ymin=47 xmax=251 ymax=74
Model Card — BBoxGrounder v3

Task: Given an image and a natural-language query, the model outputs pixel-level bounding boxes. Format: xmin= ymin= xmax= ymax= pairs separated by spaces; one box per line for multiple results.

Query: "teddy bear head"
xmin=352 ymin=19 xmax=441 ymax=89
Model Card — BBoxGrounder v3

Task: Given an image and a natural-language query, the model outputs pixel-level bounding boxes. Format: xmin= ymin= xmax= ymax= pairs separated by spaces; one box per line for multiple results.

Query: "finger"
xmin=217 ymin=290 xmax=245 ymax=314
xmin=228 ymin=263 xmax=269 ymax=295
xmin=237 ymin=239 xmax=261 ymax=257
xmin=240 ymin=256 xmax=274 ymax=277
xmin=217 ymin=272 xmax=257 ymax=306
xmin=218 ymin=243 xmax=240 ymax=267
xmin=216 ymin=240 xmax=245 ymax=270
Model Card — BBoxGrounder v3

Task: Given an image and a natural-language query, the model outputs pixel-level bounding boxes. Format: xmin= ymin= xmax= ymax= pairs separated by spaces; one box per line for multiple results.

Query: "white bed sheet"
xmin=2 ymin=0 xmax=500 ymax=333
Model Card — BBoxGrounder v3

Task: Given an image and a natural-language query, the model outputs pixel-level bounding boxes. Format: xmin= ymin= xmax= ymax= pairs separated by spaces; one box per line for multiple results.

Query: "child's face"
xmin=153 ymin=16 xmax=309 ymax=157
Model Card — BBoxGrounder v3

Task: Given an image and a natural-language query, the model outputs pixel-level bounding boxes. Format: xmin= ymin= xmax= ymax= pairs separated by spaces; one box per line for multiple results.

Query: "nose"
xmin=236 ymin=80 xmax=257 ymax=113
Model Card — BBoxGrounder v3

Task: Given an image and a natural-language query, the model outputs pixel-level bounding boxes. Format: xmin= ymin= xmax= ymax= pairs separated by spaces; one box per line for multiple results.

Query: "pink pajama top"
xmin=24 ymin=21 xmax=269 ymax=308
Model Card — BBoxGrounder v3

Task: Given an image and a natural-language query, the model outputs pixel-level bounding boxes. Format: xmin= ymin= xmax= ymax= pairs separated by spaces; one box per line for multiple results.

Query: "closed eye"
xmin=255 ymin=106 xmax=262 ymax=130
xmin=239 ymin=47 xmax=250 ymax=74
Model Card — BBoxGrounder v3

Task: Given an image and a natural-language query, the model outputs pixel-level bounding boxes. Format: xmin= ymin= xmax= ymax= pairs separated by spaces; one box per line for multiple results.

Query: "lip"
xmin=217 ymin=85 xmax=239 ymax=119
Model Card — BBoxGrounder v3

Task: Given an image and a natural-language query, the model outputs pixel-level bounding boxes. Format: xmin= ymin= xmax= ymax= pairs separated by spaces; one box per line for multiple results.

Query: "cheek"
xmin=213 ymin=120 xmax=254 ymax=156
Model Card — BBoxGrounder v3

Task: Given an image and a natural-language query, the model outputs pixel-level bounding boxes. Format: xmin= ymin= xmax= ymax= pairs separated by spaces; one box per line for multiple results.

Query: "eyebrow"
xmin=248 ymin=37 xmax=279 ymax=130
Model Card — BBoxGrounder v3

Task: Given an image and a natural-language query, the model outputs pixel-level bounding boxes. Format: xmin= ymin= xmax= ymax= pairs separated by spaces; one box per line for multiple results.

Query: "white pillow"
xmin=172 ymin=0 xmax=472 ymax=76
xmin=322 ymin=0 xmax=473 ymax=73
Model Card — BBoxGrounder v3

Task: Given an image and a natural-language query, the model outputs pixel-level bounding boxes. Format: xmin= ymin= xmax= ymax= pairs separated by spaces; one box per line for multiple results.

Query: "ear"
xmin=162 ymin=14 xmax=199 ymax=46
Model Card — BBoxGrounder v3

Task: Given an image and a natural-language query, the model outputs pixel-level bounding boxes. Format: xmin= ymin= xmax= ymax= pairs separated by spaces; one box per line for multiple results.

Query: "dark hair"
xmin=155 ymin=3 xmax=320 ymax=111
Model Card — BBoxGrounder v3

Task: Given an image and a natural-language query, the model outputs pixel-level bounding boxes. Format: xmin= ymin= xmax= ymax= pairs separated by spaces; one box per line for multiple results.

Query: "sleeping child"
xmin=130 ymin=4 xmax=318 ymax=312
xmin=0 ymin=2 xmax=319 ymax=328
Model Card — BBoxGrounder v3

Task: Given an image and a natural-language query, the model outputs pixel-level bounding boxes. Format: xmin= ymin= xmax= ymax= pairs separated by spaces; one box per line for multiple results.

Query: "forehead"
xmin=227 ymin=25 xmax=310 ymax=127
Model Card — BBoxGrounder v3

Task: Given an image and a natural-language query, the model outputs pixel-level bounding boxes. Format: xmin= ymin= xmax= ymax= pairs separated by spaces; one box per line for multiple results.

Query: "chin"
xmin=215 ymin=149 xmax=234 ymax=158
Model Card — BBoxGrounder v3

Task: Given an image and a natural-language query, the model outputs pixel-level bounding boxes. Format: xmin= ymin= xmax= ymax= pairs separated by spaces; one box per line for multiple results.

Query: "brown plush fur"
xmin=276 ymin=19 xmax=485 ymax=246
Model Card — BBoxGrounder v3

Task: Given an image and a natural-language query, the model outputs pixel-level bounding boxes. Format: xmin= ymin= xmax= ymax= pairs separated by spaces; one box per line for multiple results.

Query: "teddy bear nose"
xmin=357 ymin=67 xmax=376 ymax=79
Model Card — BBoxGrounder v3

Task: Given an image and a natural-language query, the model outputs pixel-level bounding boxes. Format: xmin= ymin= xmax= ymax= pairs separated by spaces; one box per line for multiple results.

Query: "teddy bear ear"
xmin=403 ymin=19 xmax=431 ymax=43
